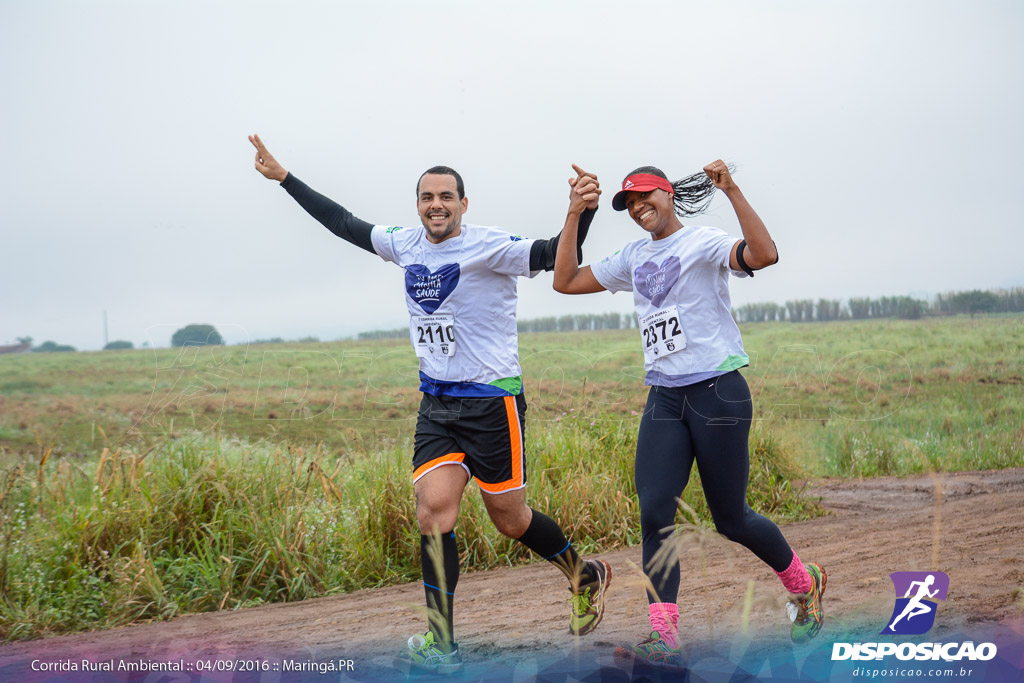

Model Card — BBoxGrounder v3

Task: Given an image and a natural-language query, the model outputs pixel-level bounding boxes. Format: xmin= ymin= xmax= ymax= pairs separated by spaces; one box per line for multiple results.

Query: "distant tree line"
xmin=250 ymin=336 xmax=320 ymax=345
xmin=357 ymin=328 xmax=408 ymax=340
xmin=517 ymin=313 xmax=636 ymax=333
xmin=733 ymin=287 xmax=1023 ymax=323
xmin=32 ymin=340 xmax=76 ymax=353
xmin=931 ymin=289 xmax=1022 ymax=317
xmin=7 ymin=335 xmax=132 ymax=354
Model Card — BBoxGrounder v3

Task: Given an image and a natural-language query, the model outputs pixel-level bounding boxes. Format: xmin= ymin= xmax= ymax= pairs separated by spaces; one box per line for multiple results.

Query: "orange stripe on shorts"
xmin=413 ymin=452 xmax=466 ymax=482
xmin=476 ymin=396 xmax=524 ymax=493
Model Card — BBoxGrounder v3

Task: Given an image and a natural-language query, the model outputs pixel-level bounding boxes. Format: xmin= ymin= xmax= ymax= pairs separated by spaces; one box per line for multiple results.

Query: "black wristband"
xmin=736 ymin=240 xmax=755 ymax=277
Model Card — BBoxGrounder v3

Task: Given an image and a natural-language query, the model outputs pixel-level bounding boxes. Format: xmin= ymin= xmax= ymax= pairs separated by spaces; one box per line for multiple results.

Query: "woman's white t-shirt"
xmin=590 ymin=225 xmax=750 ymax=387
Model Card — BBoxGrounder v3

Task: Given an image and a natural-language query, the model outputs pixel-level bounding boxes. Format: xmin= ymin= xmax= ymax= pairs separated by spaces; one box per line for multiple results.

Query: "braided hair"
xmin=625 ymin=164 xmax=735 ymax=217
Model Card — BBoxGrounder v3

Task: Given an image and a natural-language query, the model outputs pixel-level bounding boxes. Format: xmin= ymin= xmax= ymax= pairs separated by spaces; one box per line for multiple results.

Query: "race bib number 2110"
xmin=410 ymin=314 xmax=456 ymax=358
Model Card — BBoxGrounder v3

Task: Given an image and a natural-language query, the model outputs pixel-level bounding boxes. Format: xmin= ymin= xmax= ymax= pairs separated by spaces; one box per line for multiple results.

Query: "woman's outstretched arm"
xmin=553 ymin=164 xmax=607 ymax=295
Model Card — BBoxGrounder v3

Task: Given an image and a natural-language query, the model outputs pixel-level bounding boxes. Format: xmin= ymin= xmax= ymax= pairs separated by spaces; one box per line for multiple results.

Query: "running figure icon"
xmin=883 ymin=571 xmax=949 ymax=635
xmin=889 ymin=574 xmax=939 ymax=630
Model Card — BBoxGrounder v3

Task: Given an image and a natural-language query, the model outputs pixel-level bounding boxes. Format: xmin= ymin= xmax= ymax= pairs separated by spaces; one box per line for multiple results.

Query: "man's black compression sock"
xmin=421 ymin=531 xmax=460 ymax=648
xmin=516 ymin=508 xmax=597 ymax=590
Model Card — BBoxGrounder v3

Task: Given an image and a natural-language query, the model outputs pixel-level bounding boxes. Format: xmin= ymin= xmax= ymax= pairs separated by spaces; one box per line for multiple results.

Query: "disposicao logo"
xmin=831 ymin=571 xmax=997 ymax=662
xmin=883 ymin=571 xmax=948 ymax=635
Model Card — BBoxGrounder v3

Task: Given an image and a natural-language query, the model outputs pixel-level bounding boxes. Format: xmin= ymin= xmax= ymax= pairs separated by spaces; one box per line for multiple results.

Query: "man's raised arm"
xmin=249 ymin=134 xmax=375 ymax=255
xmin=529 ymin=205 xmax=596 ymax=272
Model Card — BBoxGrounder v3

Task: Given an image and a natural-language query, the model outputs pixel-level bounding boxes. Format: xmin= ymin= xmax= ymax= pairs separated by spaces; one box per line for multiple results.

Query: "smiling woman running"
xmin=554 ymin=162 xmax=826 ymax=665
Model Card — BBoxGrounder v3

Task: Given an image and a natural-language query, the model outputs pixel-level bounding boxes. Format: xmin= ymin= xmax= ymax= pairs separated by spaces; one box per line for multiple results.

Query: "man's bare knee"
xmin=414 ymin=465 xmax=469 ymax=534
xmin=492 ymin=513 xmax=530 ymax=538
xmin=482 ymin=490 xmax=532 ymax=538
xmin=416 ymin=498 xmax=459 ymax=533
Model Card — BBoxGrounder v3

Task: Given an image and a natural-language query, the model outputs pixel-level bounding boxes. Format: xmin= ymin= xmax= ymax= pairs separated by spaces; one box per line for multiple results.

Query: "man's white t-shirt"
xmin=371 ymin=223 xmax=537 ymax=397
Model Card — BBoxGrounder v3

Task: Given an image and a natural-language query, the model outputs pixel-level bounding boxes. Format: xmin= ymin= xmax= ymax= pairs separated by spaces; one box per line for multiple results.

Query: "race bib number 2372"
xmin=639 ymin=305 xmax=685 ymax=362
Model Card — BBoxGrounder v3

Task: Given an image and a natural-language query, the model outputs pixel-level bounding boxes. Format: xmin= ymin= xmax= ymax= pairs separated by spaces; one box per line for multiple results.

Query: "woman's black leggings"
xmin=635 ymin=370 xmax=794 ymax=604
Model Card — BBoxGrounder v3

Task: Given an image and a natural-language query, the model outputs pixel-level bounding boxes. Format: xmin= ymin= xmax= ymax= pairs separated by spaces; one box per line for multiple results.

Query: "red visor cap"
xmin=611 ymin=174 xmax=674 ymax=212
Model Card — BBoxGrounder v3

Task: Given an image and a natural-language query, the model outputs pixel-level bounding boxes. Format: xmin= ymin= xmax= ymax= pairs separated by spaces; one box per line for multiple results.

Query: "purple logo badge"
xmin=405 ymin=263 xmax=460 ymax=314
xmin=882 ymin=571 xmax=949 ymax=635
xmin=634 ymin=257 xmax=681 ymax=308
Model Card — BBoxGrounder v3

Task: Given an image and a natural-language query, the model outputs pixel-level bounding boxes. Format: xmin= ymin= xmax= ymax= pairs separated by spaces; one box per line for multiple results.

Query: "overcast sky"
xmin=2 ymin=1 xmax=1022 ymax=351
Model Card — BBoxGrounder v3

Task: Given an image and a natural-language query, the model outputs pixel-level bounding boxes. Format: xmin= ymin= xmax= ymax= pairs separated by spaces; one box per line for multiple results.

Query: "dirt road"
xmin=2 ymin=468 xmax=1023 ymax=681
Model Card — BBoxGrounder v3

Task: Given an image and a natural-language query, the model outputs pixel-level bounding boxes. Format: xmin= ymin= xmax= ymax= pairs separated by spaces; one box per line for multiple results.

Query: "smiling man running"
xmin=249 ymin=135 xmax=611 ymax=674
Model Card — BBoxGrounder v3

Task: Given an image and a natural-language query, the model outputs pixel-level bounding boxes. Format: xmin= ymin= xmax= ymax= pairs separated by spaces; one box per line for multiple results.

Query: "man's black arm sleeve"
xmin=280 ymin=173 xmax=376 ymax=255
xmin=529 ymin=207 xmax=596 ymax=272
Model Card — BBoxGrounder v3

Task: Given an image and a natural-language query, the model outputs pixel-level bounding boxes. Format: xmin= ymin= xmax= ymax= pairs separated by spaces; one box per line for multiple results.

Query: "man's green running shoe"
xmin=394 ymin=631 xmax=463 ymax=675
xmin=613 ymin=631 xmax=683 ymax=668
xmin=787 ymin=562 xmax=827 ymax=643
xmin=569 ymin=559 xmax=612 ymax=636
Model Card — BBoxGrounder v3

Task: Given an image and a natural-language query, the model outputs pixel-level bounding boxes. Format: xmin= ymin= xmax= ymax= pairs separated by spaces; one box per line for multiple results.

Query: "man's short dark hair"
xmin=417 ymin=166 xmax=465 ymax=199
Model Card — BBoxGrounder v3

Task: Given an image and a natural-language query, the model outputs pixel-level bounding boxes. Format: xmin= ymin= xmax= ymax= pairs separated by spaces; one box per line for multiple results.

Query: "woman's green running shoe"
xmin=613 ymin=631 xmax=683 ymax=668
xmin=787 ymin=562 xmax=827 ymax=642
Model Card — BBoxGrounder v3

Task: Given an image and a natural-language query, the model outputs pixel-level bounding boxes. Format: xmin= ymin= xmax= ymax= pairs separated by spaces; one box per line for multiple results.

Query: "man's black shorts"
xmin=412 ymin=393 xmax=527 ymax=494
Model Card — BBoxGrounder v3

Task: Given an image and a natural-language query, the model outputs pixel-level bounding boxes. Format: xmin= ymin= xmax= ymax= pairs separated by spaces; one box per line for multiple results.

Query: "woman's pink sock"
xmin=776 ymin=551 xmax=812 ymax=594
xmin=649 ymin=602 xmax=680 ymax=649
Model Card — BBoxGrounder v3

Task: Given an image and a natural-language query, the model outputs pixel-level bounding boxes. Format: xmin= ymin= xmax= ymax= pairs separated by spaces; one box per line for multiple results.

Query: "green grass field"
xmin=2 ymin=315 xmax=1020 ymax=476
xmin=0 ymin=315 xmax=1020 ymax=639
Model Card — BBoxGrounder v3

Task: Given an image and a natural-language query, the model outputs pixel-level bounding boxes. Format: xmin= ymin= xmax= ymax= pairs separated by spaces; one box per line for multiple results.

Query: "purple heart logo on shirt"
xmin=634 ymin=256 xmax=681 ymax=308
xmin=405 ymin=263 xmax=460 ymax=314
